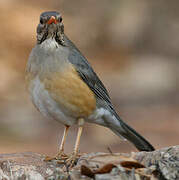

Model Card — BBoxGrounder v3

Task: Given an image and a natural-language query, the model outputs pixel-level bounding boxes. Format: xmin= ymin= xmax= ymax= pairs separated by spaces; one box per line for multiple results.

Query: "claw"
xmin=65 ymin=152 xmax=81 ymax=168
xmin=56 ymin=151 xmax=68 ymax=160
xmin=44 ymin=151 xmax=68 ymax=162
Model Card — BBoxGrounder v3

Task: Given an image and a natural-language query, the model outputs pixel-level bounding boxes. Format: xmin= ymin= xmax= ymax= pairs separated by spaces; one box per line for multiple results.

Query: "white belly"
xmin=28 ymin=77 xmax=76 ymax=126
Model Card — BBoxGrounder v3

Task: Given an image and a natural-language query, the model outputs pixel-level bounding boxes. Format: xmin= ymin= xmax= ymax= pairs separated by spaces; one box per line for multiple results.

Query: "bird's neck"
xmin=39 ymin=38 xmax=60 ymax=51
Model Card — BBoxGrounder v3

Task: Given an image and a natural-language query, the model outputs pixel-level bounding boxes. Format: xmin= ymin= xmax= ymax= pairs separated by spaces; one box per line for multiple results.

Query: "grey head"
xmin=37 ymin=11 xmax=64 ymax=45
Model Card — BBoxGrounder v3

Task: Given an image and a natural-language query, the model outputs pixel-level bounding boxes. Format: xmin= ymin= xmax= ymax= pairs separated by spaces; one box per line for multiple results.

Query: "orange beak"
xmin=47 ymin=16 xmax=57 ymax=24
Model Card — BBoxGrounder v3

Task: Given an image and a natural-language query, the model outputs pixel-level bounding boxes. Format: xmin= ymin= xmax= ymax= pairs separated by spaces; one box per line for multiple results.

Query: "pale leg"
xmin=73 ymin=125 xmax=83 ymax=155
xmin=44 ymin=125 xmax=70 ymax=161
xmin=58 ymin=125 xmax=70 ymax=153
xmin=67 ymin=118 xmax=84 ymax=167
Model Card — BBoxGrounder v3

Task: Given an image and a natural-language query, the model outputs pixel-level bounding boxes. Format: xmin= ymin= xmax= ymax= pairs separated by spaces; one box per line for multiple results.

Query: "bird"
xmin=26 ymin=11 xmax=155 ymax=164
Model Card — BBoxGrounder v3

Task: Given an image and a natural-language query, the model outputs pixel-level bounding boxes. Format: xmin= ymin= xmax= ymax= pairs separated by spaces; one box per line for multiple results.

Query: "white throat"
xmin=40 ymin=38 xmax=59 ymax=52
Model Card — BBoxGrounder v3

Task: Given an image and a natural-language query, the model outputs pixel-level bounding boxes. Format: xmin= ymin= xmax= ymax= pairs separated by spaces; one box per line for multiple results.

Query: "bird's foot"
xmin=56 ymin=151 xmax=69 ymax=160
xmin=44 ymin=150 xmax=68 ymax=162
xmin=64 ymin=152 xmax=80 ymax=168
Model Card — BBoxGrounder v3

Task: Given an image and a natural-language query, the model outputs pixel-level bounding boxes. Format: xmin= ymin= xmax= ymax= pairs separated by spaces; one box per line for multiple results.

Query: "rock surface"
xmin=0 ymin=146 xmax=178 ymax=180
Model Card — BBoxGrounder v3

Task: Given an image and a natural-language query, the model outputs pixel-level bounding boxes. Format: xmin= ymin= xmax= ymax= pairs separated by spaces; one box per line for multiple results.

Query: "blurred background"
xmin=0 ymin=0 xmax=179 ymax=156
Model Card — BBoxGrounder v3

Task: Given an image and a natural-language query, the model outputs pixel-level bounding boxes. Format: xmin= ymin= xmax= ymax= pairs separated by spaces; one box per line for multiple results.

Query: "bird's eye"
xmin=40 ymin=18 xmax=43 ymax=24
xmin=59 ymin=17 xmax=62 ymax=23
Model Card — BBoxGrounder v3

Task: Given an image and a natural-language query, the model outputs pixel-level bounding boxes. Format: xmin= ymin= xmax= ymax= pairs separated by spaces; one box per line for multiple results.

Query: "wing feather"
xmin=65 ymin=35 xmax=111 ymax=104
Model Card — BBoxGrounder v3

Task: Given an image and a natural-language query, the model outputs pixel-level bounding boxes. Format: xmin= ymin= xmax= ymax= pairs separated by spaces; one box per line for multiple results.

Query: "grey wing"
xmin=66 ymin=37 xmax=111 ymax=104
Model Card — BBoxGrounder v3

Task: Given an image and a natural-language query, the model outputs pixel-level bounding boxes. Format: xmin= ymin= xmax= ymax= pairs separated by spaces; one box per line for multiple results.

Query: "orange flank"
xmin=43 ymin=65 xmax=96 ymax=118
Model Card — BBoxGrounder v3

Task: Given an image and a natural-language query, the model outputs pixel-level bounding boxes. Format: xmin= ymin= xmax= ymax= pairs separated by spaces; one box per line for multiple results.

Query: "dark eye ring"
xmin=59 ymin=17 xmax=62 ymax=23
xmin=40 ymin=18 xmax=43 ymax=24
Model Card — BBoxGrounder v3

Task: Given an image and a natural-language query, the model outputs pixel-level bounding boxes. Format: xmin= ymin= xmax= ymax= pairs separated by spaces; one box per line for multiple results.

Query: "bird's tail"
xmin=106 ymin=112 xmax=155 ymax=152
